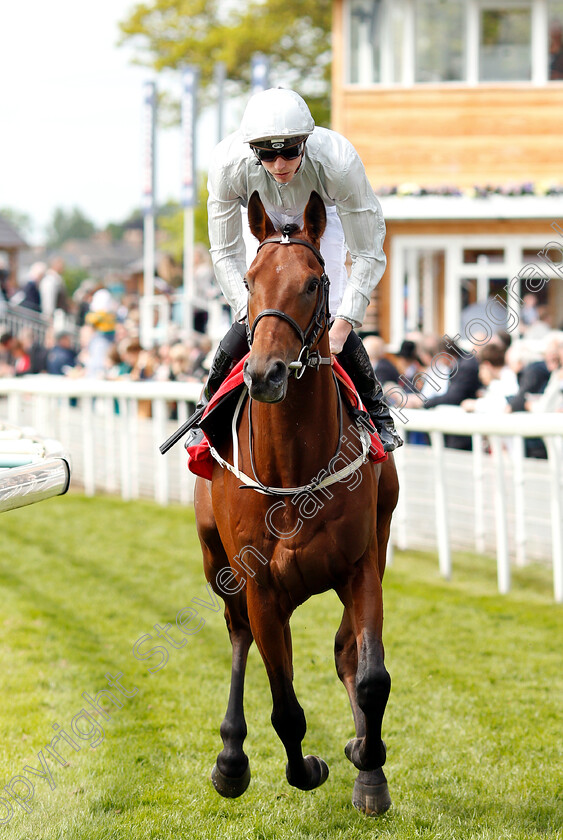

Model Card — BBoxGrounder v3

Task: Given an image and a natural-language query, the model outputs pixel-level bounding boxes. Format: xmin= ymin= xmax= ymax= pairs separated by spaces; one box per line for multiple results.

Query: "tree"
xmin=157 ymin=175 xmax=211 ymax=263
xmin=46 ymin=207 xmax=97 ymax=249
xmin=118 ymin=0 xmax=332 ymax=124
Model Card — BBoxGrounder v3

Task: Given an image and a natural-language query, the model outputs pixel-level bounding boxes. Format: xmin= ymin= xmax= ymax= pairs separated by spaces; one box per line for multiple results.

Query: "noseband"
xmin=246 ymin=229 xmax=331 ymax=378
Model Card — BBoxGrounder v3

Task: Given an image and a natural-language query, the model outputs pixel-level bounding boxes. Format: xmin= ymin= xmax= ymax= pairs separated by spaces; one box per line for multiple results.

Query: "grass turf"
xmin=0 ymin=492 xmax=561 ymax=839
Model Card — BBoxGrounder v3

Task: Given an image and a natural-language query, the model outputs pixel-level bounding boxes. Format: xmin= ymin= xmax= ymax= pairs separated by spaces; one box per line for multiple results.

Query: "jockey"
xmin=186 ymin=88 xmax=402 ymax=453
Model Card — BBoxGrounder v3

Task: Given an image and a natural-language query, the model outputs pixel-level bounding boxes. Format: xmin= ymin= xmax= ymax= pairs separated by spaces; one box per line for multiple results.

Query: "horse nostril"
xmin=268 ymin=360 xmax=287 ymax=386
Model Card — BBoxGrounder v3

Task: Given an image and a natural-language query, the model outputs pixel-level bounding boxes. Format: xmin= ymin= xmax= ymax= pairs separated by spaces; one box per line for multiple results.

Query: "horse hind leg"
xmin=335 ymin=587 xmax=391 ymax=815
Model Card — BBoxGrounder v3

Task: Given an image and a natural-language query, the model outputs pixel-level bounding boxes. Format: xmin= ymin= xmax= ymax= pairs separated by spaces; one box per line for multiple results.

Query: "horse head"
xmin=243 ymin=190 xmax=328 ymax=403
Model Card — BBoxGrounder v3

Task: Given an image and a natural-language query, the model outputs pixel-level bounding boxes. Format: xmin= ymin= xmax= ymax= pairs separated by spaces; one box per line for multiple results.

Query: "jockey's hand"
xmin=329 ymin=318 xmax=353 ymax=356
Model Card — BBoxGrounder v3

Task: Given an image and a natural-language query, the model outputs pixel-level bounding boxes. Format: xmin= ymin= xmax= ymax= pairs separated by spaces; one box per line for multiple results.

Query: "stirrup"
xmin=184 ymin=425 xmax=205 ymax=449
xmin=374 ymin=421 xmax=403 ymax=453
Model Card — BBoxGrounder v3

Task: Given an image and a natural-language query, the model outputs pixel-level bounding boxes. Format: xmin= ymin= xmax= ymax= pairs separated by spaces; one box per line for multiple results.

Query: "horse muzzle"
xmin=243 ymin=357 xmax=288 ymax=403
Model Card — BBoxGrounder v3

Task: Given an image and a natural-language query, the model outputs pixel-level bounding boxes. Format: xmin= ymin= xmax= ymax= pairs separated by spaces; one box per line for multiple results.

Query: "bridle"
xmin=209 ymin=227 xmax=373 ymax=495
xmin=246 ymin=227 xmax=332 ymax=378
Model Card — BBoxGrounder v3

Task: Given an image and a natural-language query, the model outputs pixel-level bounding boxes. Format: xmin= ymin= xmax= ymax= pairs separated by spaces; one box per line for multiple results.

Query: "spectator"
xmin=40 ymin=257 xmax=68 ymax=318
xmin=46 ymin=331 xmax=78 ymax=375
xmin=363 ymin=334 xmax=400 ymax=385
xmin=73 ymin=279 xmax=97 ymax=327
xmin=505 ymin=342 xmax=550 ymax=413
xmin=394 ymin=339 xmax=423 ymax=387
xmin=0 ymin=332 xmax=15 ymax=376
xmin=520 ymin=293 xmax=539 ymax=330
xmin=12 ymin=262 xmax=46 ymax=311
xmin=525 ymin=304 xmax=553 ymax=340
xmin=419 ymin=338 xmax=482 ymax=450
xmin=0 ymin=255 xmax=10 ymax=301
xmin=10 ymin=338 xmax=31 ymax=376
xmin=84 ymin=288 xmax=116 ymax=378
xmin=461 ymin=343 xmax=517 ymax=413
xmin=527 ymin=332 xmax=563 ymax=414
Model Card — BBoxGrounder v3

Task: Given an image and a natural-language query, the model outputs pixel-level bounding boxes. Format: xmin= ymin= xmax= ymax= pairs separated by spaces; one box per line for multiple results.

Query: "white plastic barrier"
xmin=1 ymin=377 xmax=561 ymax=600
xmin=0 ymin=421 xmax=71 ymax=512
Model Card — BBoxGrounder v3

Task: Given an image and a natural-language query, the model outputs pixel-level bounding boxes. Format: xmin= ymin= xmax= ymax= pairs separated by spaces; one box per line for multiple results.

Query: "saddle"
xmin=186 ymin=354 xmax=386 ymax=481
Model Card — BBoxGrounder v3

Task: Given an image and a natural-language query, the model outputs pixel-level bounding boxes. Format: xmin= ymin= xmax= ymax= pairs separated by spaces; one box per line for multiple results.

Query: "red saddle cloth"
xmin=186 ymin=354 xmax=387 ymax=481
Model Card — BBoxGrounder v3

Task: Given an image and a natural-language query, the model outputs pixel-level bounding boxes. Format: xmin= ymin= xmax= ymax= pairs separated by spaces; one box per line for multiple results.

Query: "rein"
xmin=208 ymin=384 xmax=372 ymax=497
xmin=247 ymin=230 xmax=332 ymax=377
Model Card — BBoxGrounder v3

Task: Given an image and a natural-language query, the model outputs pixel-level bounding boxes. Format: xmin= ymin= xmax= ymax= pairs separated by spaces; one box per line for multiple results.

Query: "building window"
xmin=415 ymin=0 xmax=465 ymax=82
xmin=549 ymin=0 xmax=563 ymax=79
xmin=346 ymin=0 xmax=561 ymax=85
xmin=349 ymin=0 xmax=382 ymax=83
xmin=479 ymin=4 xmax=532 ymax=81
xmin=349 ymin=0 xmax=405 ymax=84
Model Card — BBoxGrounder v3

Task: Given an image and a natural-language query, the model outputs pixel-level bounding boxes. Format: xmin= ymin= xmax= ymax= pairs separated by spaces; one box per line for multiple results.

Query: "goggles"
xmin=251 ymin=140 xmax=305 ymax=162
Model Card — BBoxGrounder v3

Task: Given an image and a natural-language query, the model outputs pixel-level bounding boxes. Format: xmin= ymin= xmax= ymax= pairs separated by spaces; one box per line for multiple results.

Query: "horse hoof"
xmin=345 ymin=738 xmax=386 ymax=770
xmin=211 ymin=762 xmax=251 ymax=798
xmin=352 ymin=773 xmax=392 ymax=816
xmin=286 ymin=755 xmax=329 ymax=790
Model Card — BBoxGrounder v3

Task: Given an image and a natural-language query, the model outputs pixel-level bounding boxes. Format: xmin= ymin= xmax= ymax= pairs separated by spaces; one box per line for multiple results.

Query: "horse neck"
xmin=249 ymin=342 xmax=340 ymax=488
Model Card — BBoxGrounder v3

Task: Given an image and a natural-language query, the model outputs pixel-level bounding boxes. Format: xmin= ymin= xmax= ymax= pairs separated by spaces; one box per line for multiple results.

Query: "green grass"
xmin=1 ymin=492 xmax=561 ymax=840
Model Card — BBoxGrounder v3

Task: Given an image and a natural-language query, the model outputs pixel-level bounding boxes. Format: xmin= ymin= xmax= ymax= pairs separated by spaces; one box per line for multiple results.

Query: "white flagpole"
xmin=141 ymin=80 xmax=157 ymax=348
xmin=181 ymin=66 xmax=199 ymax=339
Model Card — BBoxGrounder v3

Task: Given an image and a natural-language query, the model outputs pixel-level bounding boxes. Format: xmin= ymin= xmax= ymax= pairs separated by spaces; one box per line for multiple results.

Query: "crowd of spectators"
xmin=365 ymin=317 xmax=563 ymax=457
xmin=0 ymin=256 xmax=215 ymax=386
xmin=1 ymin=257 xmax=562 ymax=456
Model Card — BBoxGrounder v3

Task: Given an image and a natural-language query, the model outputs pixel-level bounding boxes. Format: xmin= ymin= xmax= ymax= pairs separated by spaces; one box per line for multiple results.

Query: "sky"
xmin=0 ymin=0 xmax=234 ymax=244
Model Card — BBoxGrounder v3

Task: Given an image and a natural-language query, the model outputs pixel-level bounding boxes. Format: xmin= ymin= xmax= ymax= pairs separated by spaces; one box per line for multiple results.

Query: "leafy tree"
xmin=158 ymin=175 xmax=212 ymax=262
xmin=46 ymin=207 xmax=97 ymax=249
xmin=118 ymin=0 xmax=332 ymax=124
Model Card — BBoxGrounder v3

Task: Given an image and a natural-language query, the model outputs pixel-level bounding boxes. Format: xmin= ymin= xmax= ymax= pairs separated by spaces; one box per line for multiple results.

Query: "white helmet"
xmin=240 ymin=88 xmax=315 ymax=146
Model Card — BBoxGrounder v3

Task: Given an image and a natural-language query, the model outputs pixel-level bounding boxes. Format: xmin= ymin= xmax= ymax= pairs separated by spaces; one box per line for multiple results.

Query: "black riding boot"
xmin=337 ymin=331 xmax=403 ymax=453
xmin=184 ymin=321 xmax=249 ymax=448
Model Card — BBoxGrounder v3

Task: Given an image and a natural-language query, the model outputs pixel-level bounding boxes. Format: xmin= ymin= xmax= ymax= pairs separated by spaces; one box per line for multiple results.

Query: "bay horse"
xmin=193 ymin=190 xmax=399 ymax=816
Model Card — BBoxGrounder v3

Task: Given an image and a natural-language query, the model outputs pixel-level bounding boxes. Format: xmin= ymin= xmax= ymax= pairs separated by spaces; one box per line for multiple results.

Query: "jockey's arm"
xmin=333 ymin=148 xmax=387 ymax=330
xmin=329 ymin=318 xmax=353 ymax=355
xmin=207 ymin=168 xmax=248 ymax=323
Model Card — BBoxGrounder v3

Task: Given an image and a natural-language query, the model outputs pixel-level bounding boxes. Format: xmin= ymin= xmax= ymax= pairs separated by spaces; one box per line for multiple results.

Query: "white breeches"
xmin=241 ymin=204 xmax=348 ymax=320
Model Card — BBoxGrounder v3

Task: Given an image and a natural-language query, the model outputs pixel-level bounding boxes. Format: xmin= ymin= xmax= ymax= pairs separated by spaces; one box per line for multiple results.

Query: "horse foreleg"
xmin=337 ymin=555 xmax=391 ymax=815
xmin=247 ymin=586 xmax=329 ymax=792
xmin=211 ymin=599 xmax=253 ymax=798
xmin=195 ymin=481 xmax=253 ymax=798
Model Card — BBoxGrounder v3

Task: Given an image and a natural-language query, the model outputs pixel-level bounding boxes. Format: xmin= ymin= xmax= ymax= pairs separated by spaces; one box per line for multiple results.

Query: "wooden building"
xmin=331 ymin=0 xmax=563 ymax=345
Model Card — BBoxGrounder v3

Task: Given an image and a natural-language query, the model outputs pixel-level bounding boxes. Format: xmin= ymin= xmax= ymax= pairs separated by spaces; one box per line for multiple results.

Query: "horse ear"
xmin=302 ymin=191 xmax=327 ymax=246
xmin=248 ymin=191 xmax=276 ymax=242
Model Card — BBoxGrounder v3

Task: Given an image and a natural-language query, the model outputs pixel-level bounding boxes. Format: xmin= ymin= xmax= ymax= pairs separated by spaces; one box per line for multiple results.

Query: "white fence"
xmin=1 ymin=376 xmax=562 ymax=602
xmin=0 ymin=301 xmax=77 ymax=345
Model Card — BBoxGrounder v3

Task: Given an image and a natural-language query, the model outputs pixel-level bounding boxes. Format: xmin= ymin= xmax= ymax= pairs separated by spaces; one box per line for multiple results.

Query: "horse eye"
xmin=307 ymin=279 xmax=319 ymax=294
xmin=243 ymin=279 xmax=249 ymax=290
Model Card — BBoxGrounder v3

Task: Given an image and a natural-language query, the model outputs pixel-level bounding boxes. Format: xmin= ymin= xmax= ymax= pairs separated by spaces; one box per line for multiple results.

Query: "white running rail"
xmin=1 ymin=377 xmax=561 ymax=601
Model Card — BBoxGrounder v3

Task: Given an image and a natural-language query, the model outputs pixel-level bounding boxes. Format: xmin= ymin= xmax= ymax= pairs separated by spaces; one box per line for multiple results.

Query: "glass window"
xmin=479 ymin=4 xmax=532 ymax=81
xmin=415 ymin=0 xmax=465 ymax=82
xmin=349 ymin=0 xmax=382 ymax=83
xmin=463 ymin=248 xmax=505 ymax=263
xmin=548 ymin=1 xmax=563 ymax=80
xmin=389 ymin=2 xmax=405 ymax=83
